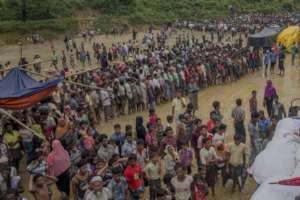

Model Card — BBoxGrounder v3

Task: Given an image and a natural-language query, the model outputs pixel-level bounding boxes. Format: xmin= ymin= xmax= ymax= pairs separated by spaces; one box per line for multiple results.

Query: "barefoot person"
xmin=231 ymin=99 xmax=246 ymax=143
xmin=263 ymin=80 xmax=277 ymax=117
xmin=228 ymin=135 xmax=249 ymax=193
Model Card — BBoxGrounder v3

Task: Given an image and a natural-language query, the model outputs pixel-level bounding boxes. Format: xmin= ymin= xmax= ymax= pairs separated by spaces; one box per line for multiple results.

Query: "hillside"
xmin=0 ymin=0 xmax=298 ymax=42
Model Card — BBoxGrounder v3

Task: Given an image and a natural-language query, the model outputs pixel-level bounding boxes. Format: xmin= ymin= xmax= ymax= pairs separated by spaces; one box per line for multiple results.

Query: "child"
xmin=179 ymin=143 xmax=193 ymax=174
xmin=192 ymin=173 xmax=209 ymax=200
xmin=145 ymin=123 xmax=158 ymax=149
xmin=166 ymin=115 xmax=175 ymax=131
xmin=136 ymin=139 xmax=148 ymax=170
xmin=149 ymin=108 xmax=158 ymax=126
xmin=108 ymin=166 xmax=128 ymax=200
xmin=145 ymin=152 xmax=161 ymax=200
xmin=156 ymin=118 xmax=165 ymax=142
xmin=212 ymin=124 xmax=226 ymax=145
xmin=111 ymin=124 xmax=125 ymax=156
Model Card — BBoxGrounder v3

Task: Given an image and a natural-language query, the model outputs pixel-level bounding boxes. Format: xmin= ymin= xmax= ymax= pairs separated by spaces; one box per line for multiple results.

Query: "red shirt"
xmin=124 ymin=164 xmax=143 ymax=190
xmin=194 ymin=184 xmax=207 ymax=200
xmin=207 ymin=120 xmax=215 ymax=133
xmin=149 ymin=114 xmax=158 ymax=126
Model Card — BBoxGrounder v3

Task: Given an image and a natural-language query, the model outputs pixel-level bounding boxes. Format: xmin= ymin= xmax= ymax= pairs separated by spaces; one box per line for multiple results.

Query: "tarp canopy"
xmin=0 ymin=68 xmax=62 ymax=110
xmin=277 ymin=26 xmax=300 ymax=51
xmin=248 ymin=27 xmax=280 ymax=47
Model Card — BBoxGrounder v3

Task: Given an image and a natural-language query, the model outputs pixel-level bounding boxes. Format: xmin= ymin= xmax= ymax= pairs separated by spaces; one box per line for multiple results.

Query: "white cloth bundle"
xmin=251 ymin=118 xmax=300 ymax=200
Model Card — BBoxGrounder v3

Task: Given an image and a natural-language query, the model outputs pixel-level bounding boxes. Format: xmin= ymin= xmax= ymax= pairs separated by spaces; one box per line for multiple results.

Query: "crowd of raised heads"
xmin=0 ymin=13 xmax=293 ymax=200
xmin=174 ymin=13 xmax=297 ymax=32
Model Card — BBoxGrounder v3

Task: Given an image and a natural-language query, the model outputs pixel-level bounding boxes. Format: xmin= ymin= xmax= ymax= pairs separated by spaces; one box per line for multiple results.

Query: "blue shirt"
xmin=258 ymin=119 xmax=271 ymax=137
xmin=111 ymin=132 xmax=125 ymax=146
xmin=270 ymin=52 xmax=276 ymax=63
xmin=264 ymin=52 xmax=270 ymax=64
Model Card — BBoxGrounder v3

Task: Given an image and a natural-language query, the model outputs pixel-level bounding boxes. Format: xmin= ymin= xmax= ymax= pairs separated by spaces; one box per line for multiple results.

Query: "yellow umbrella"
xmin=277 ymin=26 xmax=300 ymax=51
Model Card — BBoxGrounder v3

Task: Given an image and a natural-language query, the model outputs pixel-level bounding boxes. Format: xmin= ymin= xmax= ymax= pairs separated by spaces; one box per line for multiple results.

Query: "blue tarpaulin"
xmin=0 ymin=68 xmax=61 ymax=98
xmin=0 ymin=68 xmax=62 ymax=109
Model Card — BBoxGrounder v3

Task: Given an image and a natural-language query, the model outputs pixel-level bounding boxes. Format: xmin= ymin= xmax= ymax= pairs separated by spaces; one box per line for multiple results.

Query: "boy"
xmin=124 ymin=154 xmax=144 ymax=200
xmin=166 ymin=115 xmax=175 ymax=131
xmin=111 ymin=124 xmax=125 ymax=156
xmin=108 ymin=166 xmax=128 ymax=200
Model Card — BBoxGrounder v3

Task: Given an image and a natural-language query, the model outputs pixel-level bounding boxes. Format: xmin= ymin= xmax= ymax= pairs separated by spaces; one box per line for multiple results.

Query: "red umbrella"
xmin=270 ymin=177 xmax=300 ymax=186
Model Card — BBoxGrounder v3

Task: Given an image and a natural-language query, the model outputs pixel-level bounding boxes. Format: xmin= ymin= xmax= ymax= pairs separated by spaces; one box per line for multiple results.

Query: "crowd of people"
xmin=175 ymin=13 xmax=297 ymax=36
xmin=0 ymin=79 xmax=286 ymax=200
xmin=0 ymin=13 xmax=295 ymax=200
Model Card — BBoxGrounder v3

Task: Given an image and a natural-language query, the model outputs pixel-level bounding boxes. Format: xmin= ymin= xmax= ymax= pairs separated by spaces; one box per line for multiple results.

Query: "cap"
xmin=90 ymin=176 xmax=103 ymax=183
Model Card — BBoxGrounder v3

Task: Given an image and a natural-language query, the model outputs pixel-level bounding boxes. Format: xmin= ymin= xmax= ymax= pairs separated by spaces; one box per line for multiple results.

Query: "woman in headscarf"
xmin=135 ymin=116 xmax=146 ymax=141
xmin=47 ymin=140 xmax=71 ymax=199
xmin=263 ymin=80 xmax=277 ymax=117
xmin=55 ymin=118 xmax=70 ymax=140
xmin=163 ymin=145 xmax=179 ymax=176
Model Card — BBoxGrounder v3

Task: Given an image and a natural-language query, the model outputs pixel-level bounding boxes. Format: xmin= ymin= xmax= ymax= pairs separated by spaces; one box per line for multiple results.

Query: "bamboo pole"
xmin=0 ymin=108 xmax=45 ymax=140
xmin=20 ymin=67 xmax=105 ymax=91
xmin=65 ymin=66 xmax=101 ymax=78
xmin=0 ymin=59 xmax=53 ymax=72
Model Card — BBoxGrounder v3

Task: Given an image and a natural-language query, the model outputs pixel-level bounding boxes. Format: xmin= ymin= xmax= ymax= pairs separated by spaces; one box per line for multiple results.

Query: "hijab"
xmin=135 ymin=116 xmax=146 ymax=140
xmin=47 ymin=140 xmax=71 ymax=177
xmin=55 ymin=118 xmax=70 ymax=139
xmin=264 ymin=80 xmax=276 ymax=98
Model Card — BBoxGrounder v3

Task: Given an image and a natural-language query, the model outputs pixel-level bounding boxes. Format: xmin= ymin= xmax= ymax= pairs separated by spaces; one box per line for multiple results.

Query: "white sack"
xmin=252 ymin=136 xmax=298 ymax=184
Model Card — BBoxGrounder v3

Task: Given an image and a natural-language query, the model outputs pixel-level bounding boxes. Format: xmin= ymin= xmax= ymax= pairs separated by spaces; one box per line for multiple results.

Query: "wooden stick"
xmin=65 ymin=66 xmax=101 ymax=78
xmin=0 ymin=59 xmax=53 ymax=72
xmin=0 ymin=108 xmax=45 ymax=140
xmin=20 ymin=67 xmax=105 ymax=91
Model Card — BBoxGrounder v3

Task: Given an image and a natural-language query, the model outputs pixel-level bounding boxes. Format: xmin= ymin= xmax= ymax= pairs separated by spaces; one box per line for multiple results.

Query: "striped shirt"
xmin=231 ymin=106 xmax=245 ymax=123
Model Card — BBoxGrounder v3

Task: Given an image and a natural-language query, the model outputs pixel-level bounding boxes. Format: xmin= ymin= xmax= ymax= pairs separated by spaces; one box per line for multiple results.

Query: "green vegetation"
xmin=0 ymin=0 xmax=299 ymax=36
xmin=0 ymin=18 xmax=78 ymax=33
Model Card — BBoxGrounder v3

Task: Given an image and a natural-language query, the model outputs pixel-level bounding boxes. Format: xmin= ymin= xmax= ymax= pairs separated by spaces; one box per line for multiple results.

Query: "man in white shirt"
xmin=84 ymin=176 xmax=112 ymax=200
xmin=200 ymin=138 xmax=217 ymax=196
xmin=100 ymin=88 xmax=111 ymax=122
xmin=124 ymin=81 xmax=134 ymax=114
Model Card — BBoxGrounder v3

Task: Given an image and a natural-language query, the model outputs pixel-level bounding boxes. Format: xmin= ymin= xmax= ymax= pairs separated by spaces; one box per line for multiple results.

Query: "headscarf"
xmin=55 ymin=118 xmax=69 ymax=139
xmin=264 ymin=80 xmax=276 ymax=98
xmin=164 ymin=145 xmax=179 ymax=161
xmin=135 ymin=116 xmax=146 ymax=140
xmin=47 ymin=140 xmax=71 ymax=177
